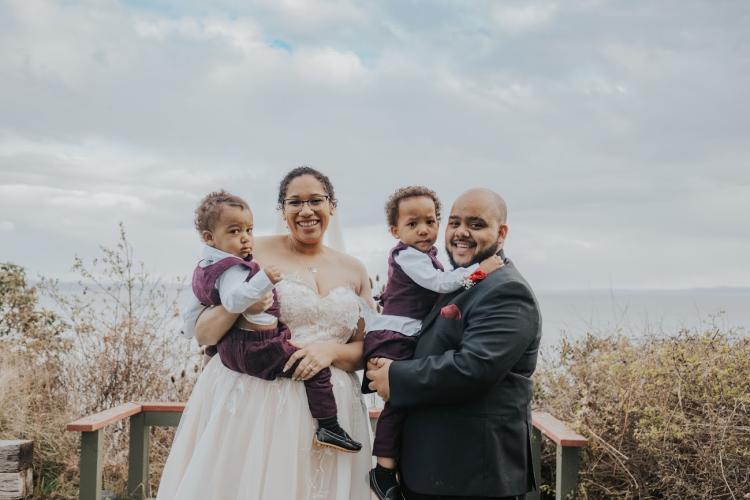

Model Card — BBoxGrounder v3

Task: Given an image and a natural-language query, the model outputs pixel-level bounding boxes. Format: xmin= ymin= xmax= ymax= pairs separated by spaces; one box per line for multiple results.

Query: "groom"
xmin=367 ymin=188 xmax=541 ymax=500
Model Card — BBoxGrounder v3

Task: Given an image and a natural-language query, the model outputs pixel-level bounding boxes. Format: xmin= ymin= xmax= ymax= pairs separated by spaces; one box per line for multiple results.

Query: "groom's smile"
xmin=451 ymin=239 xmax=475 ymax=249
xmin=448 ymin=237 xmax=477 ymax=261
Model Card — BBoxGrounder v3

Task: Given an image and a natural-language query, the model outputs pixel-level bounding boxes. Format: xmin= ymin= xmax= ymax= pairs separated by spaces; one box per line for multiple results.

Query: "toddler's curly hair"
xmin=194 ymin=190 xmax=250 ymax=234
xmin=384 ymin=186 xmax=442 ymax=227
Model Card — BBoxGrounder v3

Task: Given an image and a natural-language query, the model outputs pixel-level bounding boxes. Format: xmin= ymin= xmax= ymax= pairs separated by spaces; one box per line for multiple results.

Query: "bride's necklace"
xmin=285 ymin=237 xmax=322 ymax=275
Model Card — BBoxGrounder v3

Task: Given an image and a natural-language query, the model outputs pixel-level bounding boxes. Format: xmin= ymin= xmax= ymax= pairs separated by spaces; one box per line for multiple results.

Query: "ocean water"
xmin=536 ymin=287 xmax=749 ymax=348
xmin=37 ymin=283 xmax=749 ymax=348
xmin=35 ymin=283 xmax=747 ymax=412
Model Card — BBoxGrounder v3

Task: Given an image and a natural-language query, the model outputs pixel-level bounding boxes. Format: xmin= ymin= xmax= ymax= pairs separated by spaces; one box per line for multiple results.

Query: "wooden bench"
xmin=67 ymin=404 xmax=585 ymax=500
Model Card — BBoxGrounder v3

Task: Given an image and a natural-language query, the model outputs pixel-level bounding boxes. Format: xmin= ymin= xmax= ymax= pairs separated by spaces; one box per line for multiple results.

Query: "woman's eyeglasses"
xmin=282 ymin=196 xmax=330 ymax=212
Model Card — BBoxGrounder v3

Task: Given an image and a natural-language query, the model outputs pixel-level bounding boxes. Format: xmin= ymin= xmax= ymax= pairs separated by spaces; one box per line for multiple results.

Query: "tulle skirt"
xmin=156 ymin=356 xmax=373 ymax=500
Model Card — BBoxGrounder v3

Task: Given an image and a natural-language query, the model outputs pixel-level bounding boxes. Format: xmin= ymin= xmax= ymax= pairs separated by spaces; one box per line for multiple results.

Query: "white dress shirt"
xmin=179 ymin=246 xmax=275 ymax=340
xmin=365 ymin=246 xmax=479 ymax=336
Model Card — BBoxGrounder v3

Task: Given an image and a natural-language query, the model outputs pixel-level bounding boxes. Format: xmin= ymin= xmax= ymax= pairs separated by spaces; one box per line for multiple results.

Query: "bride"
xmin=157 ymin=167 xmax=374 ymax=500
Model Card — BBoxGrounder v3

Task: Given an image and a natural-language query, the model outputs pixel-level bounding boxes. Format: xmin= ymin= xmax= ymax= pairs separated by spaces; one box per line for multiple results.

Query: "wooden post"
xmin=142 ymin=411 xmax=182 ymax=428
xmin=531 ymin=412 xmax=586 ymax=499
xmin=0 ymin=440 xmax=33 ymax=499
xmin=527 ymin=428 xmax=542 ymax=500
xmin=368 ymin=408 xmax=380 ymax=433
xmin=127 ymin=413 xmax=149 ymax=500
xmin=79 ymin=431 xmax=103 ymax=500
xmin=555 ymin=445 xmax=579 ymax=500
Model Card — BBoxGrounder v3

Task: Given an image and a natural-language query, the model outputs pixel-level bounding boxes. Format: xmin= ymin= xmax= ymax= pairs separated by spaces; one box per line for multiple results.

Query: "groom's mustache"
xmin=450 ymin=238 xmax=476 ymax=248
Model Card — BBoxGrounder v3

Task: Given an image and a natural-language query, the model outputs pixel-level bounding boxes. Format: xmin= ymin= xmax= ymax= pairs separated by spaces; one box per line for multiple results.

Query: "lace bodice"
xmin=276 ymin=277 xmax=362 ymax=346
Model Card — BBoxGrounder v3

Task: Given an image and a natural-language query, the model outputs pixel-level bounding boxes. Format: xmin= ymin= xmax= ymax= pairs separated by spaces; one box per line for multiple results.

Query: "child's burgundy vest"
xmin=379 ymin=242 xmax=444 ymax=320
xmin=191 ymin=255 xmax=280 ymax=318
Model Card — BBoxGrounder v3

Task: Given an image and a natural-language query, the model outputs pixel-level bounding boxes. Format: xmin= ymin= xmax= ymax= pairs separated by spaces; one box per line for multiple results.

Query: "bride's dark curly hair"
xmin=277 ymin=166 xmax=337 ymax=209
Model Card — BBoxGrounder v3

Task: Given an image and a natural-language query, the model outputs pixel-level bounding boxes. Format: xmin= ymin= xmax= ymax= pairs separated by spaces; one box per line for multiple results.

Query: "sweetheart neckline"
xmin=280 ymin=276 xmax=357 ymax=301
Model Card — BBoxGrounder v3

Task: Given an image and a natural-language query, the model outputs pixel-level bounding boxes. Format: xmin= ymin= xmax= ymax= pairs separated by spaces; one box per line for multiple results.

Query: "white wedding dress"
xmin=157 ymin=278 xmax=373 ymax=500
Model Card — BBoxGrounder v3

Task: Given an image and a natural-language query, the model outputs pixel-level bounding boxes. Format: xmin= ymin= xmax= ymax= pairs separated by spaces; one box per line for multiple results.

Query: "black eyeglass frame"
xmin=281 ymin=195 xmax=331 ymax=212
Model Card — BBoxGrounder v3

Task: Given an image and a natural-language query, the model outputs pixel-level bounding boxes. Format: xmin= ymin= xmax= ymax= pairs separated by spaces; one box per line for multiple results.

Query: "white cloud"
xmin=134 ymin=17 xmax=264 ymax=54
xmin=50 ymin=191 xmax=146 ymax=210
xmin=253 ymin=0 xmax=364 ymax=27
xmin=569 ymin=75 xmax=629 ymax=97
xmin=0 ymin=0 xmax=749 ymax=291
xmin=436 ymin=72 xmax=536 ymax=111
xmin=0 ymin=184 xmax=145 ymax=210
xmin=490 ymin=3 xmax=558 ymax=34
xmin=0 ymin=135 xmax=159 ymax=180
xmin=294 ymin=46 xmax=366 ymax=85
xmin=0 ymin=221 xmax=14 ymax=231
xmin=0 ymin=0 xmax=140 ymax=90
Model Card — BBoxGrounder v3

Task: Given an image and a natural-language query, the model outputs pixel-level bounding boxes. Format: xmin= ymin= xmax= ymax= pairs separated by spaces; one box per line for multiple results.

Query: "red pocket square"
xmin=440 ymin=304 xmax=462 ymax=320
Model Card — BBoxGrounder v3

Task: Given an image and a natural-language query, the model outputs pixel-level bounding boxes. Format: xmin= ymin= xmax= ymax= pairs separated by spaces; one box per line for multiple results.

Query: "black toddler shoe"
xmin=313 ymin=427 xmax=362 ymax=453
xmin=369 ymin=467 xmax=404 ymax=500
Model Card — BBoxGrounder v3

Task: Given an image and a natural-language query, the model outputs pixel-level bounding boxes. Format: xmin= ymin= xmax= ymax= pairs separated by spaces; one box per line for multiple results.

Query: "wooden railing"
xmin=367 ymin=408 xmax=587 ymax=500
xmin=528 ymin=411 xmax=587 ymax=500
xmin=66 ymin=404 xmax=586 ymax=500
xmin=66 ymin=402 xmax=185 ymax=500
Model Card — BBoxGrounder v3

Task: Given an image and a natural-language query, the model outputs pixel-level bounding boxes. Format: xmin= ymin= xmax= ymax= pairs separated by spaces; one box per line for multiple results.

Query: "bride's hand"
xmin=283 ymin=341 xmax=337 ymax=381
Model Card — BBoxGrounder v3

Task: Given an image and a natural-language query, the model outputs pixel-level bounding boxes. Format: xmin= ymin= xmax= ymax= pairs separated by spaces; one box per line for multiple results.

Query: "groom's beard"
xmin=446 ymin=243 xmax=499 ymax=269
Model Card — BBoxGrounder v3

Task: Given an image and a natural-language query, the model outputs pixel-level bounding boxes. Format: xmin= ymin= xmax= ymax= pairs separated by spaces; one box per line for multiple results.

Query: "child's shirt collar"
xmin=199 ymin=244 xmax=243 ymax=267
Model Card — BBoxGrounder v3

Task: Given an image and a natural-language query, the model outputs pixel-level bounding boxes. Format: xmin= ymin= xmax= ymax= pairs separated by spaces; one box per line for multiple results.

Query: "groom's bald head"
xmin=454 ymin=188 xmax=507 ymax=225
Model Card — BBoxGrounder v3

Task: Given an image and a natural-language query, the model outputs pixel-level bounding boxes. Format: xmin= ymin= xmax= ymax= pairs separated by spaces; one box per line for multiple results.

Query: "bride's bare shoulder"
xmin=327 ymin=247 xmax=368 ymax=282
xmin=253 ymin=235 xmax=287 ymax=263
xmin=326 ymin=247 xmax=359 ymax=267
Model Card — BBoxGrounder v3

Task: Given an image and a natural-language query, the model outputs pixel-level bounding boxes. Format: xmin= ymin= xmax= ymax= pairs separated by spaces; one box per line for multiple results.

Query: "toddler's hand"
xmin=478 ymin=255 xmax=504 ymax=275
xmin=264 ymin=265 xmax=283 ymax=284
xmin=245 ymin=292 xmax=273 ymax=315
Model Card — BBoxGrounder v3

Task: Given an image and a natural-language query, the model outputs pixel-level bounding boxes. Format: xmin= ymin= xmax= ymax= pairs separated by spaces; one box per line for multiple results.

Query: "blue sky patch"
xmin=269 ymin=39 xmax=293 ymax=53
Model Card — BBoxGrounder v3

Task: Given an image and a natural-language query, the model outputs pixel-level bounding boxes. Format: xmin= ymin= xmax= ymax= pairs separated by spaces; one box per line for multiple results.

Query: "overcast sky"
xmin=1 ymin=0 xmax=748 ymax=291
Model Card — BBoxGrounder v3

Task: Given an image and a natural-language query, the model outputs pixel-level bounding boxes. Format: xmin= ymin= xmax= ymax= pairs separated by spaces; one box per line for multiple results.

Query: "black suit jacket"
xmin=389 ymin=254 xmax=541 ymax=497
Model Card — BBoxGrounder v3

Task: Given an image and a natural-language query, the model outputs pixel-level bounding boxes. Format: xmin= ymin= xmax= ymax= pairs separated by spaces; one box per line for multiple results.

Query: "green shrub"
xmin=534 ymin=328 xmax=750 ymax=499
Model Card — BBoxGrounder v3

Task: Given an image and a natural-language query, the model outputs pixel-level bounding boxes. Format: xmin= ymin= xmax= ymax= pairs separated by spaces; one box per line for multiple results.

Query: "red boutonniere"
xmin=462 ymin=269 xmax=487 ymax=290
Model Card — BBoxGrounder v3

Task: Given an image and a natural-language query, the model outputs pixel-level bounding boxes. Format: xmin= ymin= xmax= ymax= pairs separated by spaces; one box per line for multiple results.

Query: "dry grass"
xmin=0 ymin=226 xmax=200 ymax=498
xmin=0 ymin=326 xmax=80 ymax=497
xmin=534 ymin=328 xmax=750 ymax=499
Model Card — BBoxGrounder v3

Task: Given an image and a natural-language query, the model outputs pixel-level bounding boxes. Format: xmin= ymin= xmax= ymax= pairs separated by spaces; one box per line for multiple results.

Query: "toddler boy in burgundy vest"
xmin=365 ymin=187 xmax=502 ymax=499
xmin=363 ymin=241 xmax=482 ymax=459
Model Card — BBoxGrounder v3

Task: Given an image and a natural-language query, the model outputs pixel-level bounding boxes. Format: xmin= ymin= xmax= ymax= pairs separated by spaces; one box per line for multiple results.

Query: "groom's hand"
xmin=367 ymin=358 xmax=393 ymax=401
